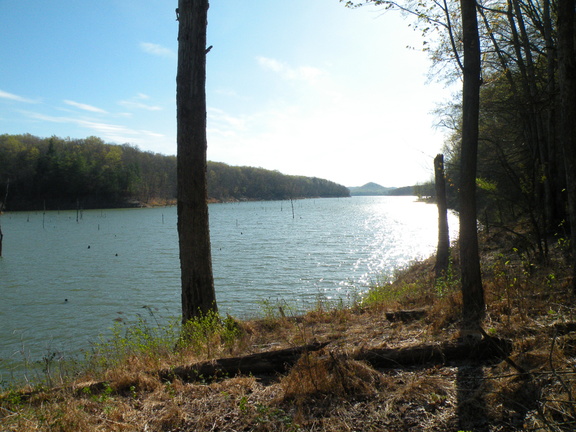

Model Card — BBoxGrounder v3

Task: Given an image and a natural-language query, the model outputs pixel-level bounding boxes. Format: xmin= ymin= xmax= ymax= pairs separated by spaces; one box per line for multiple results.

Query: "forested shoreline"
xmin=0 ymin=134 xmax=350 ymax=211
xmin=394 ymin=0 xmax=576 ymax=265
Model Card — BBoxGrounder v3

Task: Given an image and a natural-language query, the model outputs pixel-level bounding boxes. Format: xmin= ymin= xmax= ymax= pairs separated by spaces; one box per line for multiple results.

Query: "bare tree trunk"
xmin=176 ymin=0 xmax=217 ymax=322
xmin=459 ymin=0 xmax=485 ymax=332
xmin=434 ymin=154 xmax=450 ymax=279
xmin=556 ymin=0 xmax=576 ymax=292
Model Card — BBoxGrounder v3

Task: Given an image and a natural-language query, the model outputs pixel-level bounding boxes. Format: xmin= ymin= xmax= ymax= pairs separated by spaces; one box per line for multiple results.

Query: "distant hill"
xmin=0 ymin=133 xmax=350 ymax=211
xmin=387 ymin=185 xmax=416 ymax=196
xmin=348 ymin=182 xmax=394 ymax=196
xmin=348 ymin=182 xmax=415 ymax=196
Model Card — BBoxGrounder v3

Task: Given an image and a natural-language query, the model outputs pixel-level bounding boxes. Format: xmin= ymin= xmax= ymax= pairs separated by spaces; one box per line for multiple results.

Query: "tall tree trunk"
xmin=176 ymin=0 xmax=218 ymax=322
xmin=543 ymin=0 xmax=564 ymax=233
xmin=556 ymin=0 xmax=576 ymax=292
xmin=434 ymin=154 xmax=450 ymax=279
xmin=459 ymin=0 xmax=485 ymax=331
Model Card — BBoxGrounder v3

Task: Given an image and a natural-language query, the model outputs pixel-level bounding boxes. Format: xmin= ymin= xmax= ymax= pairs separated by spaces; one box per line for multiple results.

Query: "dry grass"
xmin=2 ymin=235 xmax=576 ymax=431
xmin=280 ymin=349 xmax=384 ymax=401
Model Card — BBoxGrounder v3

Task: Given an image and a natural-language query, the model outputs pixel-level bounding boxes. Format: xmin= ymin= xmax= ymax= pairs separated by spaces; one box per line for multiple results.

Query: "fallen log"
xmin=158 ymin=336 xmax=512 ymax=384
xmin=385 ymin=309 xmax=427 ymax=322
xmin=6 ymin=337 xmax=513 ymax=402
xmin=356 ymin=336 xmax=512 ymax=368
xmin=158 ymin=341 xmax=329 ymax=383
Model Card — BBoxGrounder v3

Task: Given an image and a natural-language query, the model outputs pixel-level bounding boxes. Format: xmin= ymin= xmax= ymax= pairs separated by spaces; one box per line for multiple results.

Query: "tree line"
xmin=350 ymin=0 xmax=575 ymax=267
xmin=345 ymin=0 xmax=576 ymax=331
xmin=0 ymin=133 xmax=349 ymax=211
xmin=422 ymin=0 xmax=576 ymax=266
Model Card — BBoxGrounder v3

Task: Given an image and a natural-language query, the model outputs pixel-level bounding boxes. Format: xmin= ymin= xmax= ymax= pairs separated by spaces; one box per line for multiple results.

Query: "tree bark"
xmin=557 ymin=0 xmax=576 ymax=293
xmin=459 ymin=0 xmax=485 ymax=330
xmin=176 ymin=0 xmax=217 ymax=322
xmin=434 ymin=154 xmax=450 ymax=279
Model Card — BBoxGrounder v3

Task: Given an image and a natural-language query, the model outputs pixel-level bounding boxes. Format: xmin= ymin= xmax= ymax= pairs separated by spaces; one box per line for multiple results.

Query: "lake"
xmin=0 ymin=196 xmax=458 ymax=381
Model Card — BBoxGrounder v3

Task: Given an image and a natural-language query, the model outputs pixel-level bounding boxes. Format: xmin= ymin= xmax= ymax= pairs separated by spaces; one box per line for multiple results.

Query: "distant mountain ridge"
xmin=0 ymin=133 xmax=350 ymax=211
xmin=348 ymin=182 xmax=415 ymax=196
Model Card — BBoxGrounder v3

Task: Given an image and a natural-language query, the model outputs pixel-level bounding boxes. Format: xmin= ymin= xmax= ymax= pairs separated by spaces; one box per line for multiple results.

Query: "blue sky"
xmin=0 ymin=0 xmax=455 ymax=188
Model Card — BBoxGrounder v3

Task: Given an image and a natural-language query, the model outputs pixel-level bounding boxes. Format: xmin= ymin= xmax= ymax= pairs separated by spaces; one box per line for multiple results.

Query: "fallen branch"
xmin=158 ymin=341 xmax=329 ymax=382
xmin=356 ymin=336 xmax=512 ymax=368
xmin=385 ymin=309 xmax=427 ymax=322
xmin=158 ymin=336 xmax=512 ymax=384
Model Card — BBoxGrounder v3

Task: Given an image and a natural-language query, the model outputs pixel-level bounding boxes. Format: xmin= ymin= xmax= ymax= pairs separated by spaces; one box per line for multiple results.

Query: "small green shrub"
xmin=181 ymin=311 xmax=243 ymax=358
xmin=434 ymin=257 xmax=459 ymax=297
xmin=258 ymin=298 xmax=297 ymax=320
xmin=88 ymin=310 xmax=181 ymax=372
xmin=360 ymin=281 xmax=422 ymax=308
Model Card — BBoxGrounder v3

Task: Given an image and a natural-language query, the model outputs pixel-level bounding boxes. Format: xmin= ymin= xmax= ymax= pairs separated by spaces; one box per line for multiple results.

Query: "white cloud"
xmin=256 ymin=56 xmax=324 ymax=84
xmin=140 ymin=42 xmax=176 ymax=58
xmin=22 ymin=111 xmax=68 ymax=124
xmin=118 ymin=100 xmax=162 ymax=111
xmin=118 ymin=93 xmax=163 ymax=111
xmin=215 ymin=88 xmax=239 ymax=98
xmin=22 ymin=111 xmax=165 ymax=145
xmin=257 ymin=57 xmax=284 ymax=74
xmin=141 ymin=130 xmax=165 ymax=138
xmin=208 ymin=107 xmax=248 ymax=131
xmin=0 ymin=89 xmax=38 ymax=104
xmin=64 ymin=100 xmax=108 ymax=113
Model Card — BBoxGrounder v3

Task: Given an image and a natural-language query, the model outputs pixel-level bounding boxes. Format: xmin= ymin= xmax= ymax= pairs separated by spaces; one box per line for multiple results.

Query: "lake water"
xmin=0 ymin=196 xmax=458 ymax=381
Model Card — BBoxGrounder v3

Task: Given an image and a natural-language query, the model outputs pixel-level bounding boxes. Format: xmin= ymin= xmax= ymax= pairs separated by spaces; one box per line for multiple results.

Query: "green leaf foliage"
xmin=0 ymin=134 xmax=349 ymax=211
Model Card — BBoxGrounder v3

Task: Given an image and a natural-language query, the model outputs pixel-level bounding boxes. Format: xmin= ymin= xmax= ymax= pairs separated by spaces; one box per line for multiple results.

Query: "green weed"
xmin=238 ymin=395 xmax=249 ymax=414
xmin=89 ymin=312 xmax=181 ymax=372
xmin=181 ymin=310 xmax=243 ymax=358
xmin=360 ymin=281 xmax=421 ymax=308
xmin=237 ymin=395 xmax=299 ymax=431
xmin=91 ymin=383 xmax=114 ymax=403
xmin=1 ymin=388 xmax=24 ymax=406
xmin=434 ymin=257 xmax=459 ymax=297
xmin=258 ymin=298 xmax=297 ymax=321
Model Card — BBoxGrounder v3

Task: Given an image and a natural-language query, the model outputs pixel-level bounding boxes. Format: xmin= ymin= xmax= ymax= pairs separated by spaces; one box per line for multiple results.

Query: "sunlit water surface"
xmin=0 ymin=196 xmax=457 ymax=380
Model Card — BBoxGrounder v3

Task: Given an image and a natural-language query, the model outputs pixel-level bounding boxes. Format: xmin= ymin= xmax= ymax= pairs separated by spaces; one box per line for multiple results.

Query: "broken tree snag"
xmin=385 ymin=309 xmax=427 ymax=323
xmin=158 ymin=341 xmax=329 ymax=383
xmin=356 ymin=337 xmax=512 ymax=369
xmin=434 ymin=154 xmax=450 ymax=279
